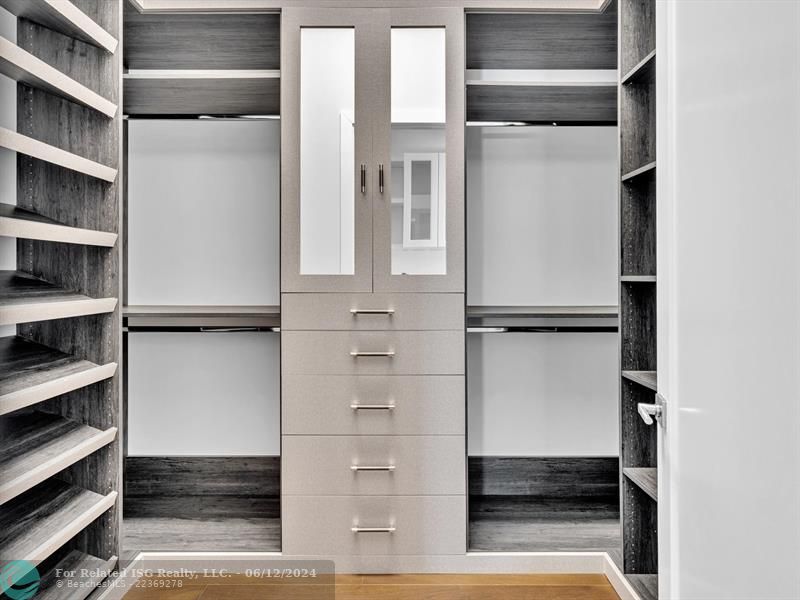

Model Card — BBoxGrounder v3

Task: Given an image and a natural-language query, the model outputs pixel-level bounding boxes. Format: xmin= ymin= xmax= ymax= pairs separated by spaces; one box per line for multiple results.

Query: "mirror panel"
xmin=300 ymin=27 xmax=355 ymax=275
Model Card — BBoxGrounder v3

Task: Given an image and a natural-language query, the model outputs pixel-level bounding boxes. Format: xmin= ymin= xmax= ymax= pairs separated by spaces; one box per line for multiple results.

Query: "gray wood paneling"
xmin=627 ymin=574 xmax=658 ymax=600
xmin=466 ymin=4 xmax=617 ymax=70
xmin=123 ymin=76 xmax=280 ymax=116
xmin=620 ymin=80 xmax=655 ymax=175
xmin=467 ymin=84 xmax=617 ymax=124
xmin=468 ymin=457 xmax=619 ymax=499
xmin=620 ymin=282 xmax=656 ymax=372
xmin=468 ymin=496 xmax=619 ymax=556
xmin=123 ymin=4 xmax=279 ymax=70
xmin=623 ymin=467 xmax=657 ymax=501
xmin=16 ymin=0 xmax=120 ymax=563
xmin=620 ymin=0 xmax=655 ymax=76
xmin=124 ymin=456 xmax=280 ymax=519
xmin=621 ymin=379 xmax=657 ymax=469
xmin=621 ymin=168 xmax=656 ymax=276
xmin=123 ymin=517 xmax=280 ymax=552
xmin=622 ymin=478 xmax=658 ymax=574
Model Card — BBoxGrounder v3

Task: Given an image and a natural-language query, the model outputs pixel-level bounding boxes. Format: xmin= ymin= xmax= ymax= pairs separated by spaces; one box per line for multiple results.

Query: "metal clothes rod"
xmin=467 ymin=326 xmax=617 ymax=333
xmin=123 ymin=326 xmax=280 ymax=333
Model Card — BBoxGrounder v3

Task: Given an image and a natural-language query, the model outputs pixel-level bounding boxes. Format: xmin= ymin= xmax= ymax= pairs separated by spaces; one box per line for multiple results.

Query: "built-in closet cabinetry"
xmin=0 ymin=0 xmax=121 ymax=596
xmin=280 ymin=7 xmax=466 ymax=559
xmin=464 ymin=5 xmax=622 ymax=558
xmin=619 ymin=0 xmax=658 ymax=597
xmin=121 ymin=5 xmax=281 ymax=553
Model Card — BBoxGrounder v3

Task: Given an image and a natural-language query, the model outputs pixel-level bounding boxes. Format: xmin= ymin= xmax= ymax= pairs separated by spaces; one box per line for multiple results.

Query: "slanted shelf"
xmin=0 ymin=479 xmax=117 ymax=565
xmin=622 ymin=370 xmax=657 ymax=391
xmin=36 ymin=550 xmax=117 ymax=600
xmin=0 ymin=411 xmax=117 ymax=504
xmin=0 ymin=336 xmax=118 ymax=416
xmin=0 ymin=203 xmax=117 ymax=247
xmin=0 ymin=0 xmax=117 ymax=53
xmin=0 ymin=271 xmax=117 ymax=326
xmin=623 ymin=467 xmax=657 ymax=501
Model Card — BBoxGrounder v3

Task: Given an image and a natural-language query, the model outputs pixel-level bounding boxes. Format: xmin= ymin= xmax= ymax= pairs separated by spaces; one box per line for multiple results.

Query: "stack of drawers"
xmin=281 ymin=293 xmax=466 ymax=557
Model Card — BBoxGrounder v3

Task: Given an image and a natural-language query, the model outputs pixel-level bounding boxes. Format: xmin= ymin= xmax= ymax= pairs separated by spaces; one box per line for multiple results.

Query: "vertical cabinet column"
xmin=280 ymin=7 xmax=466 ymax=563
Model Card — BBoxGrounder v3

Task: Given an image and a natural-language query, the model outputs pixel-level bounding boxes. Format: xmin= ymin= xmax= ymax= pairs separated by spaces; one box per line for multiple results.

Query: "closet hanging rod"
xmin=123 ymin=114 xmax=280 ymax=121
xmin=467 ymin=326 xmax=617 ymax=333
xmin=124 ymin=326 xmax=279 ymax=333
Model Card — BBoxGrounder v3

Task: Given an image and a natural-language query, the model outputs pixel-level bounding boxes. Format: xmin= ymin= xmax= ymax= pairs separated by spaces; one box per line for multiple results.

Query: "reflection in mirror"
xmin=300 ymin=28 xmax=355 ymax=275
xmin=391 ymin=28 xmax=446 ymax=275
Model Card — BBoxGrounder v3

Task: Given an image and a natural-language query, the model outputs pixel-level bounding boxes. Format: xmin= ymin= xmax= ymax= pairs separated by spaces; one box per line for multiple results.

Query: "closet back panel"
xmin=466 ymin=126 xmax=617 ymax=307
xmin=127 ymin=120 xmax=279 ymax=306
xmin=127 ymin=332 xmax=280 ymax=456
xmin=0 ymin=6 xmax=14 ymax=292
xmin=468 ymin=332 xmax=618 ymax=456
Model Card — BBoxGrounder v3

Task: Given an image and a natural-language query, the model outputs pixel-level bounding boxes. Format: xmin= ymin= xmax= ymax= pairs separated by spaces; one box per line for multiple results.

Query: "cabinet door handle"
xmin=361 ymin=164 xmax=366 ymax=194
xmin=352 ymin=527 xmax=396 ymax=534
xmin=350 ymin=403 xmax=395 ymax=410
xmin=378 ymin=163 xmax=384 ymax=193
xmin=351 ymin=465 xmax=395 ymax=471
xmin=350 ymin=351 xmax=395 ymax=357
xmin=350 ymin=308 xmax=395 ymax=315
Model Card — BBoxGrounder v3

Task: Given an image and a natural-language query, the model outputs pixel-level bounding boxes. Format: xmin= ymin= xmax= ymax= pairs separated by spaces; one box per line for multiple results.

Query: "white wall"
xmin=127 ymin=120 xmax=279 ymax=306
xmin=127 ymin=332 xmax=280 ymax=456
xmin=0 ymin=7 xmax=15 ymax=337
xmin=659 ymin=1 xmax=800 ymax=598
xmin=467 ymin=126 xmax=618 ymax=307
xmin=468 ymin=332 xmax=618 ymax=456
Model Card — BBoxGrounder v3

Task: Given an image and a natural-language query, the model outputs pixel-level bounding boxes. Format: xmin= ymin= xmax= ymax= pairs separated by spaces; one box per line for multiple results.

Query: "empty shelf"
xmin=0 ymin=37 xmax=116 ymax=117
xmin=37 ymin=550 xmax=117 ymax=600
xmin=0 ymin=203 xmax=117 ymax=247
xmin=123 ymin=70 xmax=280 ymax=116
xmin=621 ymin=275 xmax=657 ymax=283
xmin=0 ymin=478 xmax=117 ymax=565
xmin=0 ymin=0 xmax=117 ymax=53
xmin=624 ymin=467 xmax=658 ymax=501
xmin=0 ymin=411 xmax=117 ymax=504
xmin=0 ymin=271 xmax=118 ymax=326
xmin=124 ymin=304 xmax=280 ymax=328
xmin=622 ymin=370 xmax=657 ymax=391
xmin=0 ymin=127 xmax=117 ymax=183
xmin=468 ymin=305 xmax=619 ymax=318
xmin=0 ymin=336 xmax=117 ymax=416
xmin=622 ymin=50 xmax=656 ymax=86
xmin=467 ymin=305 xmax=619 ymax=330
xmin=621 ymin=161 xmax=656 ymax=182
xmin=627 ymin=574 xmax=658 ymax=600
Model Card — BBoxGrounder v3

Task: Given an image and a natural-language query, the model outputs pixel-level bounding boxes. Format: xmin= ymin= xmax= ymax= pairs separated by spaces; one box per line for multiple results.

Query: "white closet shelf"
xmin=0 ymin=36 xmax=117 ymax=117
xmin=36 ymin=551 xmax=117 ymax=600
xmin=621 ymin=160 xmax=656 ymax=182
xmin=622 ymin=370 xmax=657 ymax=391
xmin=620 ymin=275 xmax=657 ymax=283
xmin=0 ymin=0 xmax=118 ymax=53
xmin=0 ymin=270 xmax=118 ymax=326
xmin=0 ymin=411 xmax=117 ymax=505
xmin=0 ymin=336 xmax=117 ymax=417
xmin=124 ymin=304 xmax=280 ymax=328
xmin=0 ymin=127 xmax=117 ymax=183
xmin=623 ymin=467 xmax=658 ymax=502
xmin=467 ymin=305 xmax=619 ymax=318
xmin=621 ymin=49 xmax=655 ymax=86
xmin=0 ymin=203 xmax=118 ymax=247
xmin=0 ymin=479 xmax=117 ymax=566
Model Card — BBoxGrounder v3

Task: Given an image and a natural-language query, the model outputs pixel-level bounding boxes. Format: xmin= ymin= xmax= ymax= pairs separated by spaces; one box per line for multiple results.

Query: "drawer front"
xmin=282 ymin=495 xmax=465 ymax=556
xmin=282 ymin=375 xmax=464 ymax=435
xmin=282 ymin=331 xmax=464 ymax=375
xmin=282 ymin=435 xmax=465 ymax=496
xmin=281 ymin=293 xmax=464 ymax=331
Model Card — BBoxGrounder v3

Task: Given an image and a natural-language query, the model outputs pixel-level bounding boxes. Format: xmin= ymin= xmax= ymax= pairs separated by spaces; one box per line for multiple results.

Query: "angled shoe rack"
xmin=0 ymin=0 xmax=121 ymax=597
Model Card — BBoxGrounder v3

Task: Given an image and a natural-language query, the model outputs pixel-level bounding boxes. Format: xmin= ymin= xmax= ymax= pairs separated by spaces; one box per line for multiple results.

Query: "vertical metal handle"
xmin=378 ymin=163 xmax=384 ymax=193
xmin=360 ymin=164 xmax=366 ymax=194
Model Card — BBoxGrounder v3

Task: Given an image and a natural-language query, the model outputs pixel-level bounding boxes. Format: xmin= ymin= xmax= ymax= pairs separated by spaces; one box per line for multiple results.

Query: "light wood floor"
xmin=121 ymin=574 xmax=621 ymax=599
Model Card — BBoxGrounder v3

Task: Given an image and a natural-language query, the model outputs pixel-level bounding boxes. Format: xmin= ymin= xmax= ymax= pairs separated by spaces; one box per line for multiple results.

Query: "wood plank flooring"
xmin=122 ymin=574 xmax=621 ymax=600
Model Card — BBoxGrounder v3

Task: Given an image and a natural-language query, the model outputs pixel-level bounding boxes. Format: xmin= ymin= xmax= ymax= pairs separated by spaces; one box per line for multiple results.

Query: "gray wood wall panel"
xmin=466 ymin=3 xmax=617 ymax=70
xmin=124 ymin=456 xmax=280 ymax=519
xmin=468 ymin=457 xmax=619 ymax=499
xmin=622 ymin=478 xmax=658 ymax=573
xmin=621 ymin=169 xmax=656 ymax=276
xmin=123 ymin=4 xmax=279 ymax=70
xmin=123 ymin=77 xmax=280 ymax=116
xmin=619 ymin=0 xmax=654 ymax=75
xmin=620 ymin=81 xmax=655 ymax=174
xmin=621 ymin=379 xmax=657 ymax=469
xmin=467 ymin=84 xmax=617 ymax=124
xmin=16 ymin=0 xmax=120 ymax=562
xmin=620 ymin=282 xmax=656 ymax=372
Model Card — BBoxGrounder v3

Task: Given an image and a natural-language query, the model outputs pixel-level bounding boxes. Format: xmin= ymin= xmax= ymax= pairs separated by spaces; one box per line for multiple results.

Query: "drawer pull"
xmin=352 ymin=526 xmax=396 ymax=534
xmin=351 ymin=464 xmax=396 ymax=471
xmin=350 ymin=403 xmax=395 ymax=410
xmin=350 ymin=308 xmax=395 ymax=315
xmin=350 ymin=351 xmax=395 ymax=358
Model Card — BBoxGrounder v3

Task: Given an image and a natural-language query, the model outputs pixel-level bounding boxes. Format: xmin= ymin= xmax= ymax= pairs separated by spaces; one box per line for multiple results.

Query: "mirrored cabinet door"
xmin=373 ymin=8 xmax=465 ymax=293
xmin=281 ymin=9 xmax=379 ymax=292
